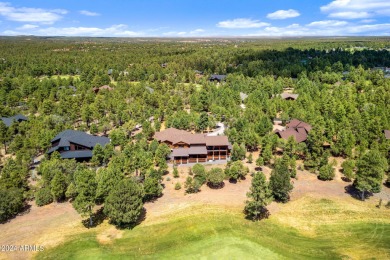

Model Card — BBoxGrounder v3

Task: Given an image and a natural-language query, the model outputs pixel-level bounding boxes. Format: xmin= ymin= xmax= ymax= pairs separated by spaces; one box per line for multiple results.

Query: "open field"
xmin=1 ymin=167 xmax=389 ymax=260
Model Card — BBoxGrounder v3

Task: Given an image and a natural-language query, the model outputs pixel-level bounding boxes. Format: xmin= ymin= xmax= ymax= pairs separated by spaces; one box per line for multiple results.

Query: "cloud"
xmin=3 ymin=24 xmax=142 ymax=37
xmin=246 ymin=20 xmax=390 ymax=36
xmin=307 ymin=20 xmax=348 ymax=27
xmin=190 ymin=28 xmax=205 ymax=34
xmin=79 ymin=10 xmax=100 ymax=16
xmin=267 ymin=9 xmax=300 ymax=20
xmin=217 ymin=18 xmax=269 ymax=28
xmin=16 ymin=24 xmax=39 ymax=30
xmin=328 ymin=11 xmax=370 ymax=19
xmin=0 ymin=2 xmax=67 ymax=24
xmin=321 ymin=0 xmax=390 ymax=19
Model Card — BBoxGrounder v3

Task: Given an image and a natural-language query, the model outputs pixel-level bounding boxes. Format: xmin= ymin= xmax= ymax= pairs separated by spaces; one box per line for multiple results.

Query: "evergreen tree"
xmin=192 ymin=163 xmax=206 ymax=184
xmin=104 ymin=178 xmax=144 ymax=227
xmin=269 ymin=158 xmax=293 ymax=202
xmin=51 ymin=172 xmax=67 ymax=202
xmin=245 ymin=172 xmax=273 ymax=220
xmin=318 ymin=164 xmax=335 ymax=181
xmin=73 ymin=169 xmax=97 ymax=227
xmin=206 ymin=168 xmax=225 ymax=188
xmin=354 ymin=150 xmax=388 ymax=200
xmin=0 ymin=187 xmax=24 ymax=222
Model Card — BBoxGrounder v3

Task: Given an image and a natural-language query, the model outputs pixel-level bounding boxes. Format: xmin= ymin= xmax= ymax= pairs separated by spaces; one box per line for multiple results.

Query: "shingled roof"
xmin=209 ymin=75 xmax=226 ymax=82
xmin=49 ymin=130 xmax=110 ymax=153
xmin=155 ymin=128 xmax=230 ymax=146
xmin=275 ymin=119 xmax=312 ymax=143
xmin=1 ymin=114 xmax=28 ymax=127
xmin=384 ymin=130 xmax=390 ymax=140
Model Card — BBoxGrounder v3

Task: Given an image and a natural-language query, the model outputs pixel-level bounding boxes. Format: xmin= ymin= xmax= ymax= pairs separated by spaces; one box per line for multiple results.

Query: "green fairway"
xmin=36 ymin=198 xmax=390 ymax=259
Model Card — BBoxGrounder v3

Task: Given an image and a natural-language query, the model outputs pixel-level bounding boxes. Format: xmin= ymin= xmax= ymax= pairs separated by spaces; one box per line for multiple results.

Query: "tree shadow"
xmin=344 ymin=185 xmax=373 ymax=201
xmin=244 ymin=208 xmax=270 ymax=221
xmin=255 ymin=166 xmax=263 ymax=172
xmin=82 ymin=207 xmax=106 ymax=228
xmin=341 ymin=176 xmax=352 ymax=182
xmin=229 ymin=178 xmax=237 ymax=184
xmin=115 ymin=207 xmax=147 ymax=230
xmin=207 ymin=182 xmax=225 ymax=189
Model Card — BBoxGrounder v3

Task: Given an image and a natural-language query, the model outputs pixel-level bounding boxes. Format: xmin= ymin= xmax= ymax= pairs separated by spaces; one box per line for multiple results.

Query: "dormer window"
xmin=64 ymin=146 xmax=70 ymax=151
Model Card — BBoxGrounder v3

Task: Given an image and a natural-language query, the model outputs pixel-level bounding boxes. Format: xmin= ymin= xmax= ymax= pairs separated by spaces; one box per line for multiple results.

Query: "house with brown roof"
xmin=154 ymin=128 xmax=232 ymax=165
xmin=93 ymin=85 xmax=113 ymax=93
xmin=275 ymin=119 xmax=312 ymax=143
xmin=384 ymin=130 xmax=390 ymax=140
xmin=280 ymin=93 xmax=299 ymax=100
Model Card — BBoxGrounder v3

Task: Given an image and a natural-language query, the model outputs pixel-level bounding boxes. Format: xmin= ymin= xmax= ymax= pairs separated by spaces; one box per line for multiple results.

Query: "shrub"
xmin=192 ymin=163 xmax=206 ymax=184
xmin=318 ymin=164 xmax=335 ymax=181
xmin=175 ymin=182 xmax=182 ymax=190
xmin=206 ymin=168 xmax=225 ymax=188
xmin=173 ymin=167 xmax=179 ymax=178
xmin=184 ymin=177 xmax=201 ymax=194
xmin=0 ymin=187 xmax=24 ymax=222
xmin=35 ymin=187 xmax=53 ymax=206
xmin=225 ymin=161 xmax=249 ymax=181
xmin=166 ymin=177 xmax=171 ymax=181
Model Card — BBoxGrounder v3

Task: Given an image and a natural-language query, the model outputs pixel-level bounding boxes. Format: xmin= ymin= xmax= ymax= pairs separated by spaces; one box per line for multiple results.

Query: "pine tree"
xmin=206 ymin=168 xmax=225 ymax=188
xmin=51 ymin=171 xmax=67 ymax=202
xmin=245 ymin=172 xmax=273 ymax=220
xmin=104 ymin=178 xmax=144 ymax=227
xmin=354 ymin=150 xmax=388 ymax=200
xmin=73 ymin=169 xmax=97 ymax=227
xmin=269 ymin=158 xmax=293 ymax=202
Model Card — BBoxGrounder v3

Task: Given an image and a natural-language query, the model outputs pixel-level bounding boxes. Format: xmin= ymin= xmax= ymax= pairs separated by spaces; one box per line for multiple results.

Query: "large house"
xmin=154 ymin=128 xmax=232 ymax=165
xmin=209 ymin=74 xmax=226 ymax=82
xmin=1 ymin=114 xmax=28 ymax=127
xmin=275 ymin=119 xmax=312 ymax=143
xmin=47 ymin=130 xmax=110 ymax=161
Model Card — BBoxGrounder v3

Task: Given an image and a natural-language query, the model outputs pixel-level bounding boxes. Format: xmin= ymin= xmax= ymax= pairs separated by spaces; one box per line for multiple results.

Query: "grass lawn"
xmin=36 ymin=196 xmax=390 ymax=259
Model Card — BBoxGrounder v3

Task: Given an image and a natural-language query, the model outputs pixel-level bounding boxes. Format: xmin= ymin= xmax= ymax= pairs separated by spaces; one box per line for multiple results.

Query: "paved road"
xmin=207 ymin=122 xmax=225 ymax=136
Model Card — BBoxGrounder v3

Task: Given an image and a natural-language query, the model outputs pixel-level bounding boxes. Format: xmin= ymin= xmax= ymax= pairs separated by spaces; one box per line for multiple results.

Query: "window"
xmin=63 ymin=146 xmax=70 ymax=151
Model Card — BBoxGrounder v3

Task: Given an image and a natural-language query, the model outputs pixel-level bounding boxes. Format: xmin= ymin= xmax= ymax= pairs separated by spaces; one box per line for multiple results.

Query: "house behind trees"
xmin=154 ymin=128 xmax=232 ymax=164
xmin=47 ymin=130 xmax=110 ymax=161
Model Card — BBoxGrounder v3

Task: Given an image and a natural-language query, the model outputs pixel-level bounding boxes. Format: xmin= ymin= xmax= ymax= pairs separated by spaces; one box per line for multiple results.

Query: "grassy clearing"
xmin=36 ymin=196 xmax=390 ymax=259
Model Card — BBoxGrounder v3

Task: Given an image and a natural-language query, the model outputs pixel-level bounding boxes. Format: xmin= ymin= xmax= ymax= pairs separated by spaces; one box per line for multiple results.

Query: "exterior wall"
xmin=70 ymin=142 xmax=90 ymax=151
xmin=173 ymin=142 xmax=190 ymax=149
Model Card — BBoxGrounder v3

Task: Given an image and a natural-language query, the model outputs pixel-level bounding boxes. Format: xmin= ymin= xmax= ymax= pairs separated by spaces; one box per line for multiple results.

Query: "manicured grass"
xmin=36 ymin=197 xmax=390 ymax=259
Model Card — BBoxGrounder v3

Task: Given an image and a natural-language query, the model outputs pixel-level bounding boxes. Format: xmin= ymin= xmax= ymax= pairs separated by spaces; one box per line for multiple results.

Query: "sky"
xmin=0 ymin=0 xmax=389 ymax=37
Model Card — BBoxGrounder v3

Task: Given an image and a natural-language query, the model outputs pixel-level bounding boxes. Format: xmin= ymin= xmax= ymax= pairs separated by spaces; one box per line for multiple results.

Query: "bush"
xmin=318 ymin=164 xmax=335 ymax=181
xmin=175 ymin=182 xmax=182 ymax=190
xmin=192 ymin=163 xmax=206 ymax=184
xmin=0 ymin=187 xmax=24 ymax=222
xmin=184 ymin=177 xmax=201 ymax=194
xmin=225 ymin=161 xmax=249 ymax=181
xmin=35 ymin=187 xmax=53 ymax=206
xmin=206 ymin=168 xmax=225 ymax=188
xmin=173 ymin=167 xmax=179 ymax=178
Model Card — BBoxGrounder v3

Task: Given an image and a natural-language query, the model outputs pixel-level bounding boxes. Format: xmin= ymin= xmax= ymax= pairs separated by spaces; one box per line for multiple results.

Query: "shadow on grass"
xmin=115 ymin=207 xmax=147 ymax=230
xmin=344 ymin=185 xmax=373 ymax=201
xmin=244 ymin=208 xmax=270 ymax=221
xmin=82 ymin=207 xmax=106 ymax=228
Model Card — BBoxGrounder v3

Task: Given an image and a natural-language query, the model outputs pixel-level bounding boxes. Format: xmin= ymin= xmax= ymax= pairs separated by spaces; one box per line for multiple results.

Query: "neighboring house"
xmin=209 ymin=74 xmax=226 ymax=82
xmin=195 ymin=70 xmax=203 ymax=77
xmin=145 ymin=86 xmax=155 ymax=94
xmin=275 ymin=119 xmax=312 ymax=143
xmin=93 ymin=85 xmax=113 ymax=93
xmin=155 ymin=128 xmax=232 ymax=165
xmin=384 ymin=130 xmax=390 ymax=140
xmin=47 ymin=130 xmax=110 ymax=161
xmin=280 ymin=93 xmax=299 ymax=100
xmin=240 ymin=92 xmax=248 ymax=102
xmin=1 ymin=114 xmax=28 ymax=127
